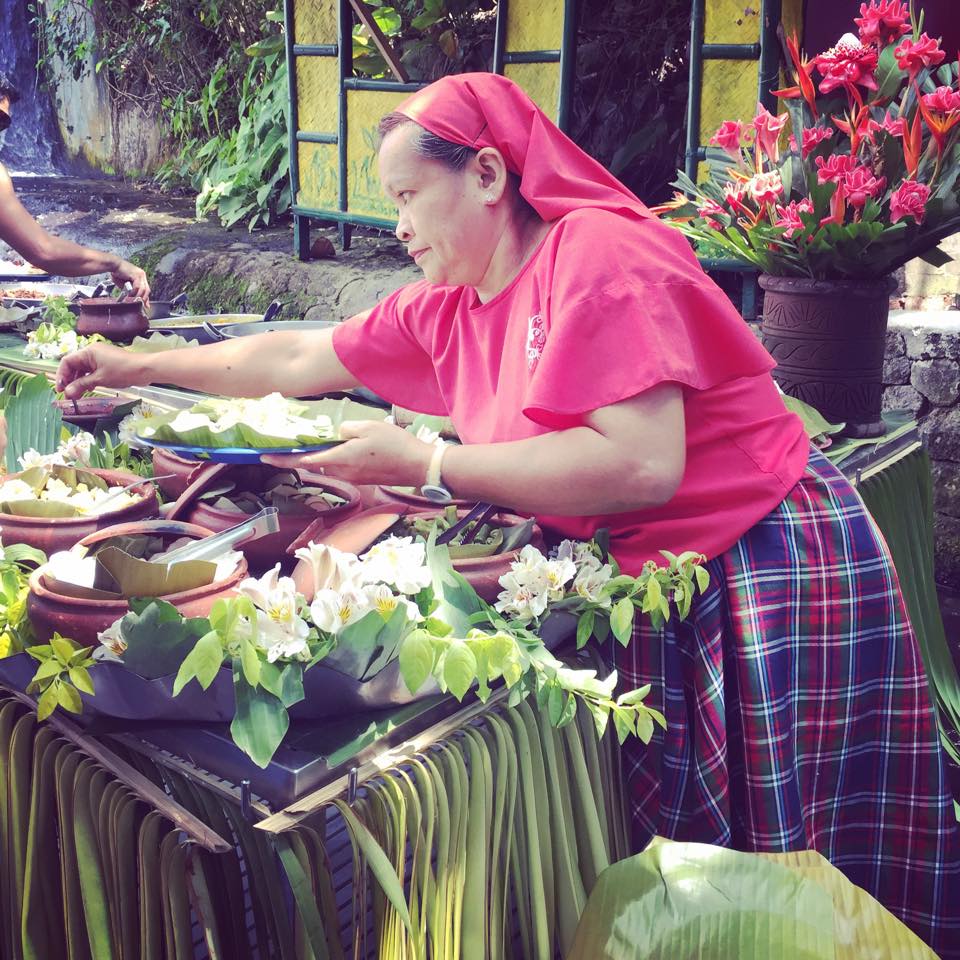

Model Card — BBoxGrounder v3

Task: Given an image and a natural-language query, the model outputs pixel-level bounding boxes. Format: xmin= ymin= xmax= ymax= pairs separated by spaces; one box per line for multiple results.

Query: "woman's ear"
xmin=472 ymin=146 xmax=509 ymax=202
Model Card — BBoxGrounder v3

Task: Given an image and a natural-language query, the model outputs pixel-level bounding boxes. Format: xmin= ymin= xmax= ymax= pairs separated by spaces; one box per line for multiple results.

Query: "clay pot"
xmin=185 ymin=476 xmax=363 ymax=573
xmin=151 ymin=446 xmax=204 ymax=498
xmin=56 ymin=395 xmax=128 ymax=428
xmin=759 ymin=274 xmax=897 ymax=438
xmin=27 ymin=519 xmax=249 ymax=646
xmin=0 ymin=467 xmax=160 ymax=555
xmin=75 ymin=296 xmax=149 ymax=341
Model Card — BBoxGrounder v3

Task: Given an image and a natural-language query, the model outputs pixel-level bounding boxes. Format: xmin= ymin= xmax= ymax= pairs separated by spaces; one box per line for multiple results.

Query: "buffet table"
xmin=0 ymin=344 xmax=954 ymax=958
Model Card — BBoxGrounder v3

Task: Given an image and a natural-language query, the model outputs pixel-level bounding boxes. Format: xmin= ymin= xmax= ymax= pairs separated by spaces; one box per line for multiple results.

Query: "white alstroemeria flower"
xmin=361 ymin=536 xmax=431 ymax=595
xmin=494 ymin=571 xmax=550 ymax=622
xmin=59 ymin=431 xmax=94 ymax=466
xmin=361 ymin=582 xmax=422 ymax=623
xmin=573 ymin=562 xmax=614 ymax=606
xmin=18 ymin=448 xmax=59 ymax=470
xmin=542 ymin=556 xmax=577 ymax=600
xmin=309 ymin=587 xmax=373 ymax=636
xmin=294 ymin=541 xmax=365 ymax=593
xmin=96 ymin=618 xmax=127 ymax=657
xmin=555 ymin=539 xmax=604 ymax=573
xmin=237 ymin=565 xmax=311 ymax=662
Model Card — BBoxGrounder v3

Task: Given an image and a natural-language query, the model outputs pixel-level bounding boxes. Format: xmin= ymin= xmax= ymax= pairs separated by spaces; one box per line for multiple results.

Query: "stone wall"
xmin=884 ymin=312 xmax=960 ymax=588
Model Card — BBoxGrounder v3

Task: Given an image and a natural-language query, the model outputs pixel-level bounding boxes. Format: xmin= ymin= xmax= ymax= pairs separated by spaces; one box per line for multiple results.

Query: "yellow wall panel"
xmin=346 ymin=89 xmax=409 ymax=218
xmin=297 ymin=142 xmax=339 ymax=210
xmin=704 ymin=0 xmax=761 ymax=45
xmin=506 ymin=0 xmax=563 ymax=51
xmin=503 ymin=63 xmax=560 ymax=120
xmin=293 ymin=0 xmax=337 ymax=46
xmin=699 ymin=58 xmax=758 ymax=144
xmin=296 ymin=57 xmax=340 ymax=134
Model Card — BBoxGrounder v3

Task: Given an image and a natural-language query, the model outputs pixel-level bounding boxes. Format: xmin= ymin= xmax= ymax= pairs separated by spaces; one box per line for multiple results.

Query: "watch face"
xmin=420 ymin=484 xmax=453 ymax=504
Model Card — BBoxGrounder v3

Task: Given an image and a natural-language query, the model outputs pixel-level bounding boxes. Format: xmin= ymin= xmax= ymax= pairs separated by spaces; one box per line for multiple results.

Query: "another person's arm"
xmin=266 ymin=383 xmax=686 ymax=515
xmin=0 ymin=165 xmax=149 ymax=300
xmin=56 ymin=327 xmax=360 ymax=399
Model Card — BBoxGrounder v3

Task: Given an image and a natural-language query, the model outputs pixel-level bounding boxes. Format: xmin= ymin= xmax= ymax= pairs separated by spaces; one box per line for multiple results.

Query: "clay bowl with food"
xmin=27 ymin=519 xmax=249 ymax=646
xmin=0 ymin=466 xmax=160 ymax=555
xmin=76 ymin=296 xmax=149 ymax=341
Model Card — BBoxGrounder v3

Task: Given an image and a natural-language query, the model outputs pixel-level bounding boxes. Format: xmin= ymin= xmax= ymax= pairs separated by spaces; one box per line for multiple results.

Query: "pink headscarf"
xmin=396 ymin=72 xmax=655 ymax=223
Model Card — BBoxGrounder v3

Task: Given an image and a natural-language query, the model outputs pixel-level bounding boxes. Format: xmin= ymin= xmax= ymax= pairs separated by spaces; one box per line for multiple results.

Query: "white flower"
xmin=542 ymin=556 xmax=577 ymax=600
xmin=294 ymin=541 xmax=365 ymax=593
xmin=237 ymin=564 xmax=311 ymax=662
xmin=309 ymin=587 xmax=373 ymax=636
xmin=118 ymin=403 xmax=160 ymax=445
xmin=96 ymin=617 xmax=126 ymax=657
xmin=59 ymin=431 xmax=94 ymax=466
xmin=494 ymin=570 xmax=550 ymax=622
xmin=360 ymin=536 xmax=431 ymax=595
xmin=573 ymin=563 xmax=614 ymax=607
xmin=555 ymin=539 xmax=603 ymax=573
xmin=18 ymin=449 xmax=59 ymax=470
xmin=361 ymin=582 xmax=422 ymax=623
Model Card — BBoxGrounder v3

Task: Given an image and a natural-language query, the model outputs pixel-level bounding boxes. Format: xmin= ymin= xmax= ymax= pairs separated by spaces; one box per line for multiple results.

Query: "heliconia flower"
xmin=889 ymin=179 xmax=931 ymax=223
xmin=709 ymin=119 xmax=747 ymax=160
xmin=773 ymin=33 xmax=819 ymax=120
xmin=840 ymin=166 xmax=886 ymax=207
xmin=773 ymin=198 xmax=815 ymax=239
xmin=752 ymin=103 xmax=789 ymax=161
xmin=894 ymin=33 xmax=946 ymax=80
xmin=745 ymin=171 xmax=784 ymax=206
xmin=921 ymin=85 xmax=960 ymax=115
xmin=801 ymin=126 xmax=834 ymax=158
xmin=815 ymin=35 xmax=879 ymax=100
xmin=815 ymin=153 xmax=859 ymax=185
xmin=854 ymin=0 xmax=911 ymax=48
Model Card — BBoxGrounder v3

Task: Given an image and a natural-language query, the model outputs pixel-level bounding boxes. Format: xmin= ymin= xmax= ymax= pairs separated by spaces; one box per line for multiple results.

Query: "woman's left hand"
xmin=262 ymin=420 xmax=434 ymax=487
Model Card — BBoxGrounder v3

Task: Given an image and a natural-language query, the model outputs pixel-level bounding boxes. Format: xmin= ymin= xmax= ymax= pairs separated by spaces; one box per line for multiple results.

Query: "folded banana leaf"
xmin=94 ymin=546 xmax=218 ymax=598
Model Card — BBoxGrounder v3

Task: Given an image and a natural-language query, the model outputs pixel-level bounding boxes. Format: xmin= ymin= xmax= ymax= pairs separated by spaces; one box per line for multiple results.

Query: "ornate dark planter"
xmin=759 ymin=274 xmax=896 ymax=438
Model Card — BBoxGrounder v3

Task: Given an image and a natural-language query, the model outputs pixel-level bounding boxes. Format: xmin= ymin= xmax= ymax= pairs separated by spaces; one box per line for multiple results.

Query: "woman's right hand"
xmin=56 ymin=343 xmax=146 ymax=398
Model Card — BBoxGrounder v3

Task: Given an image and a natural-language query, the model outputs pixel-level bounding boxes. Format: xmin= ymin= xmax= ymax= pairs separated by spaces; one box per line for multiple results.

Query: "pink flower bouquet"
xmin=657 ymin=2 xmax=960 ymax=280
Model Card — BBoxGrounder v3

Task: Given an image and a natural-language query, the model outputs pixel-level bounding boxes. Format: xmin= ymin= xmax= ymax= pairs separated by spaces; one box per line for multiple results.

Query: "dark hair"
xmin=0 ymin=72 xmax=20 ymax=103
xmin=377 ymin=112 xmax=476 ymax=170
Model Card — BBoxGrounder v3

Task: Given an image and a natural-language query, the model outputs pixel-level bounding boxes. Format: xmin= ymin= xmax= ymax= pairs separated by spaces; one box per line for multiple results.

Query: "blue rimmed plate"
xmin=139 ymin=437 xmax=342 ymax=464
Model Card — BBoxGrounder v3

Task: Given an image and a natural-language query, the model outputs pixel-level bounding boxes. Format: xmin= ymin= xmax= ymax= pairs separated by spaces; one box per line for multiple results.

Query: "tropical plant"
xmin=24 ymin=633 xmax=96 ymax=720
xmin=657 ymin=2 xmax=960 ymax=279
xmin=0 ymin=540 xmax=47 ymax=657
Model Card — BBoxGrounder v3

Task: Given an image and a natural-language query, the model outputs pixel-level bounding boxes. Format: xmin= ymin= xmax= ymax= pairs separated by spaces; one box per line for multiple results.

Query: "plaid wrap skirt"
xmin=619 ymin=447 xmax=960 ymax=957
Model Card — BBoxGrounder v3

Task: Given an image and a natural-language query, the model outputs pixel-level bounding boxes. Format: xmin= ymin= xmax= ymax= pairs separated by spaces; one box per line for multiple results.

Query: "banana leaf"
xmin=95 ymin=546 xmax=218 ymax=598
xmin=567 ymin=837 xmax=934 ymax=960
xmin=4 ymin=375 xmax=61 ymax=474
xmin=0 ymin=500 xmax=81 ymax=519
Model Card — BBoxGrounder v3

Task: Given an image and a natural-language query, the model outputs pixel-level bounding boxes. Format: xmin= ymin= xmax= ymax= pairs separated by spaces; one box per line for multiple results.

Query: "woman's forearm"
xmin=30 ymin=235 xmax=122 ymax=277
xmin=130 ymin=328 xmax=358 ymax=397
xmin=440 ymin=427 xmax=681 ymax=516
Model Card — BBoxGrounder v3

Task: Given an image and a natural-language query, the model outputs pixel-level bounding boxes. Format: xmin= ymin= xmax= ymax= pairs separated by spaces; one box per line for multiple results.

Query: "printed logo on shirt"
xmin=526 ymin=314 xmax=545 ymax=370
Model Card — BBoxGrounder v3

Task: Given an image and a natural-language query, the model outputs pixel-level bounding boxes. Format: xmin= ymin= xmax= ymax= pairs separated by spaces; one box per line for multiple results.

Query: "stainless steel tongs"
xmin=155 ymin=507 xmax=280 ymax=565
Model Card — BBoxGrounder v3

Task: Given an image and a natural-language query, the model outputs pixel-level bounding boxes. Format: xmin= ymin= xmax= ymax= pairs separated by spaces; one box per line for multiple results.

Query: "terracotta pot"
xmin=185 ymin=476 xmax=363 ymax=573
xmin=759 ymin=274 xmax=897 ymax=438
xmin=150 ymin=446 xmax=203 ymax=498
xmin=27 ymin=519 xmax=249 ymax=646
xmin=406 ymin=508 xmax=543 ymax=602
xmin=0 ymin=467 xmax=160 ymax=555
xmin=75 ymin=296 xmax=149 ymax=341
xmin=56 ymin=395 xmax=127 ymax=428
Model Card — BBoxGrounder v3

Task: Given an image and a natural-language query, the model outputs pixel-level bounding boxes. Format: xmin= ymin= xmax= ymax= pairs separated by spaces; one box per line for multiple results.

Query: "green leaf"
xmin=239 ymin=634 xmax=261 ymax=688
xmin=695 ymin=565 xmax=710 ymax=594
xmin=37 ymin=685 xmax=58 ymax=721
xmin=548 ymin=683 xmax=564 ymax=726
xmin=33 ymin=659 xmax=62 ymax=682
xmin=576 ymin=609 xmax=595 ymax=650
xmin=4 ymin=374 xmax=63 ymax=473
xmin=229 ymin=661 xmax=289 ymax=767
xmin=50 ymin=635 xmax=76 ymax=663
xmin=258 ymin=660 xmax=305 ymax=707
xmin=398 ymin=628 xmax=434 ymax=694
xmin=635 ymin=708 xmax=654 ymax=744
xmin=172 ymin=629 xmax=224 ymax=695
xmin=68 ymin=666 xmax=95 ymax=695
xmin=617 ymin=684 xmax=652 ymax=707
xmin=611 ymin=705 xmax=636 ymax=744
xmin=443 ymin=642 xmax=477 ymax=701
xmin=120 ymin=600 xmax=212 ymax=679
xmin=610 ymin=597 xmax=635 ymax=647
xmin=56 ymin=681 xmax=82 ymax=713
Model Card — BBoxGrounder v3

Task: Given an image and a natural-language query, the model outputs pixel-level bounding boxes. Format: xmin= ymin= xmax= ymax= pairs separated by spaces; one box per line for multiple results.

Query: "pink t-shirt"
xmin=333 ymin=209 xmax=809 ymax=575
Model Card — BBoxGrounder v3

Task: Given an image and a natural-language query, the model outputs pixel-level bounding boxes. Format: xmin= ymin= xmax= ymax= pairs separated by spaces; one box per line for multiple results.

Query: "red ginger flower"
xmin=854 ymin=0 xmax=911 ymax=48
xmin=841 ymin=166 xmax=886 ymax=206
xmin=816 ymin=153 xmax=859 ymax=184
xmin=752 ymin=103 xmax=788 ymax=162
xmin=801 ymin=126 xmax=834 ymax=158
xmin=815 ymin=36 xmax=879 ymax=99
xmin=889 ymin=179 xmax=930 ymax=223
xmin=880 ymin=113 xmax=907 ymax=137
xmin=894 ymin=33 xmax=946 ymax=79
xmin=709 ymin=120 xmax=747 ymax=160
xmin=723 ymin=183 xmax=750 ymax=215
xmin=774 ymin=199 xmax=814 ymax=239
xmin=746 ymin=171 xmax=784 ymax=206
xmin=921 ymin=86 xmax=960 ymax=114
xmin=697 ymin=198 xmax=727 ymax=229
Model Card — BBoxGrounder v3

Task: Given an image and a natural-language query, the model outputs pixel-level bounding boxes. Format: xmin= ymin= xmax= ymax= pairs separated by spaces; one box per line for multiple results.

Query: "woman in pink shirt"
xmin=58 ymin=73 xmax=958 ymax=954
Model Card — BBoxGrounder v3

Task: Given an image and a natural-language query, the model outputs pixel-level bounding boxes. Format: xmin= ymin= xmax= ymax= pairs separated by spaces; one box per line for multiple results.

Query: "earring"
xmin=484 ymin=193 xmax=494 ymax=203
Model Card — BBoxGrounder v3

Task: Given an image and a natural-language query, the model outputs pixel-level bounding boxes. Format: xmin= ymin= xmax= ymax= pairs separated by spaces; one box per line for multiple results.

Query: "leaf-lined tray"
xmin=139 ymin=437 xmax=343 ymax=464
